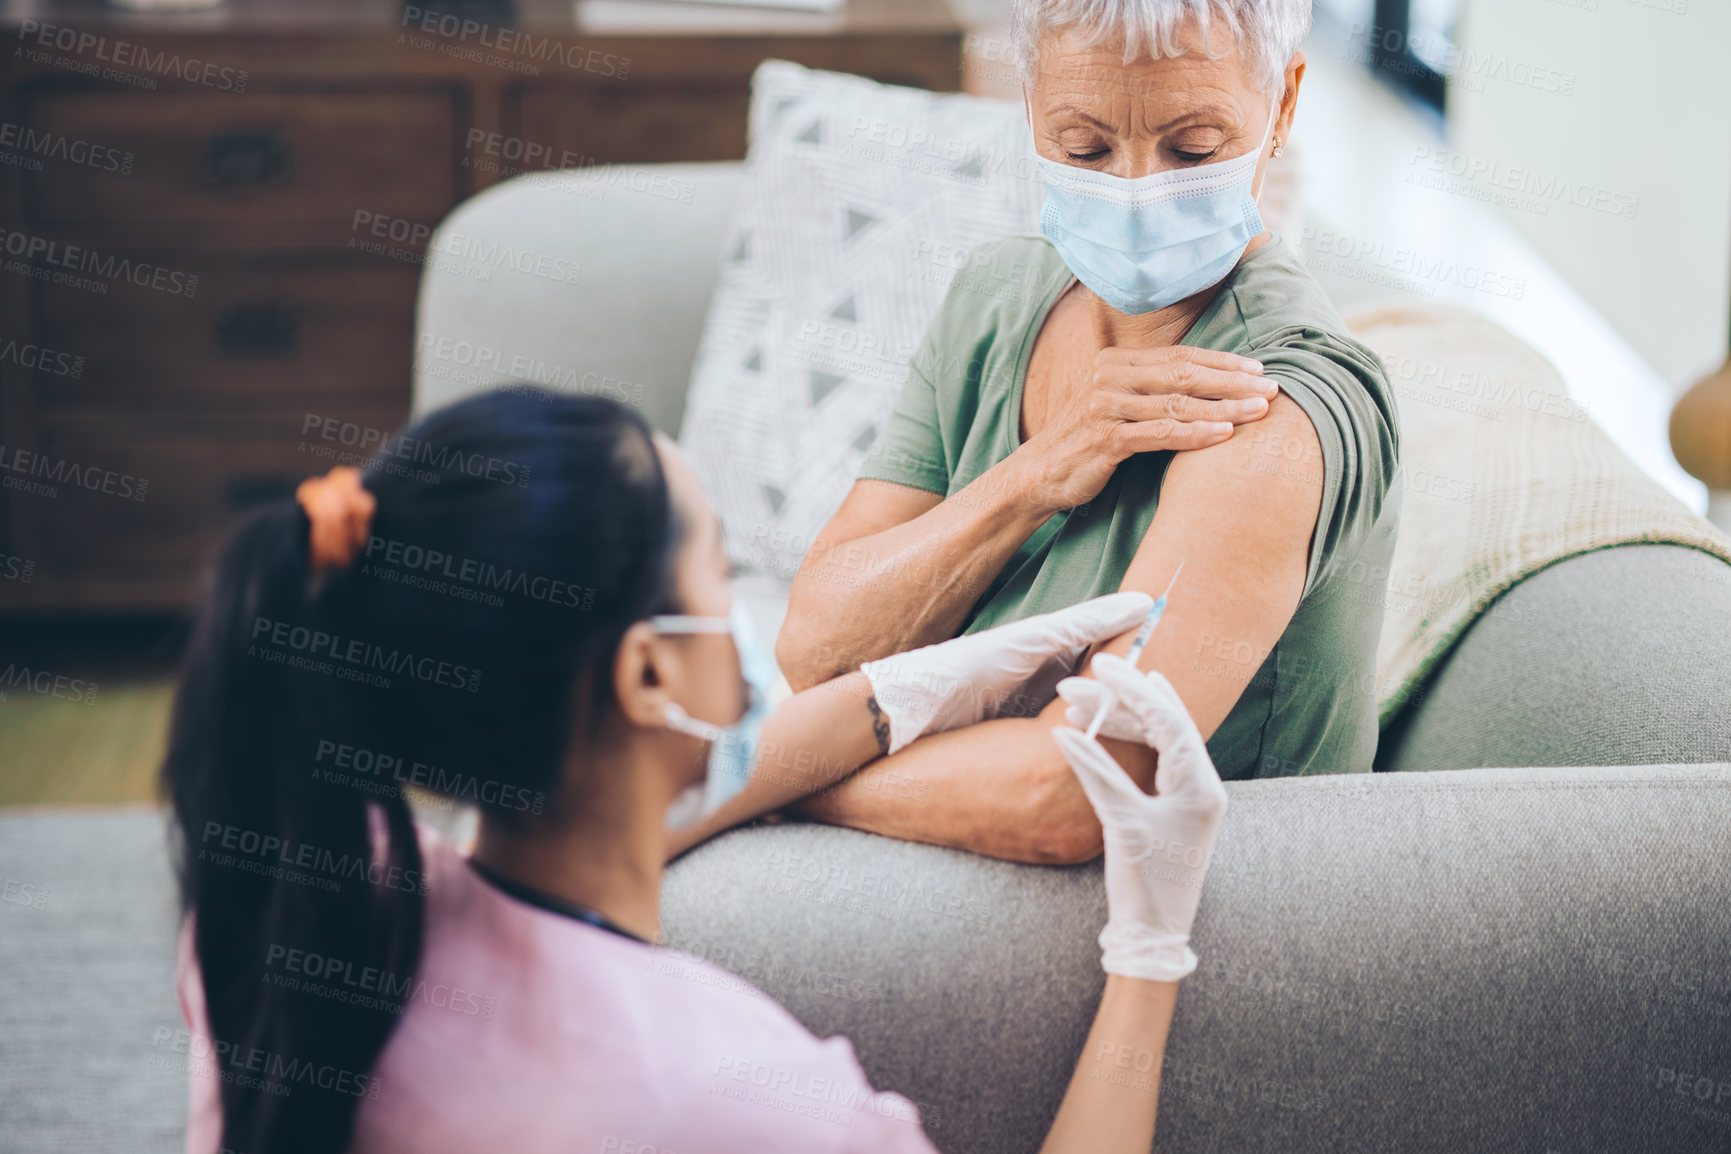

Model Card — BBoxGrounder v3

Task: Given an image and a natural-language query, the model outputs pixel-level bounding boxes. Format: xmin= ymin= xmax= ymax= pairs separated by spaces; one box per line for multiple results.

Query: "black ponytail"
xmin=163 ymin=390 xmax=680 ymax=1153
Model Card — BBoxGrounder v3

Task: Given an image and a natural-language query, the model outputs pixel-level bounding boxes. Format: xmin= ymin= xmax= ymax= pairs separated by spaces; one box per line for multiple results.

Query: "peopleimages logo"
xmin=312 ymin=738 xmax=547 ymax=816
xmin=264 ymin=943 xmax=497 ymax=1019
xmin=362 ymin=535 xmax=594 ymax=610
xmin=149 ymin=1027 xmax=378 ymax=1100
xmin=0 ymin=337 xmax=84 ymax=378
xmin=0 ymin=664 xmax=98 ymax=703
xmin=1 ymin=877 xmax=51 ymax=909
xmin=248 ymin=615 xmax=483 ymax=693
xmin=15 ymin=21 xmax=249 ymax=92
xmin=398 ymin=5 xmax=629 ymax=78
xmin=712 ymin=1055 xmax=920 ymax=1123
xmin=301 ymin=414 xmax=532 ymax=487
xmin=198 ymin=820 xmax=428 ymax=896
xmin=1405 ymin=146 xmax=1641 ymax=220
xmin=0 ymin=226 xmax=198 ymax=296
xmin=0 ymin=120 xmax=134 ymax=173
xmin=0 ymin=442 xmax=148 ymax=501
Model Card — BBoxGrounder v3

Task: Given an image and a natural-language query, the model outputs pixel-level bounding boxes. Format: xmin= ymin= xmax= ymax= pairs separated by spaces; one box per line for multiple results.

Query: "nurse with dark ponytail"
xmin=164 ymin=387 xmax=1227 ymax=1154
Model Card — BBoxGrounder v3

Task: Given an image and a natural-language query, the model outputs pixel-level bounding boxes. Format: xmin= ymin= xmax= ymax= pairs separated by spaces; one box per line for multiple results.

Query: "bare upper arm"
xmin=1048 ymin=390 xmax=1325 ymax=746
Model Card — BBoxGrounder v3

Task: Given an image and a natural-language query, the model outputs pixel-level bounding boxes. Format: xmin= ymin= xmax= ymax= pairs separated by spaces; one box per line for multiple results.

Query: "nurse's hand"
xmin=1052 ymin=654 xmax=1228 ymax=981
xmin=860 ymin=591 xmax=1153 ymax=755
xmin=1020 ymin=345 xmax=1275 ymax=512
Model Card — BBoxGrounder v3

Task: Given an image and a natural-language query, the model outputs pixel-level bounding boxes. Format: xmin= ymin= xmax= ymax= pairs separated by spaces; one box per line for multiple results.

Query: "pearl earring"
xmin=1273 ymin=138 xmax=1285 ymax=158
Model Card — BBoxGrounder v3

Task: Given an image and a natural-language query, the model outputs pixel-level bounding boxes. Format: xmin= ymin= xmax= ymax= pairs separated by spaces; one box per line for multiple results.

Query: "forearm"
xmin=781 ymin=456 xmax=1057 ymax=689
xmin=792 ymin=714 xmax=1106 ymax=864
xmin=666 ymin=672 xmax=886 ymax=860
xmin=1039 ymin=975 xmax=1177 ymax=1154
xmin=790 ymin=672 xmax=1168 ymax=864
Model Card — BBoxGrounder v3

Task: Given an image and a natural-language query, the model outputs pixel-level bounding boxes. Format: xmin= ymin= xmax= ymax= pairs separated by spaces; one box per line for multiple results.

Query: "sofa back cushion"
xmin=413 ymin=163 xmax=747 ymax=436
xmin=1343 ymin=304 xmax=1731 ymax=727
xmin=1377 ymin=543 xmax=1731 ymax=770
xmin=676 ymin=60 xmax=1047 ymax=583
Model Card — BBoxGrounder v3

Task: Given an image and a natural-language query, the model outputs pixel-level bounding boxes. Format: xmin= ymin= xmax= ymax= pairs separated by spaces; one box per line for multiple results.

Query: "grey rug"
xmin=0 ymin=807 xmax=185 ymax=1154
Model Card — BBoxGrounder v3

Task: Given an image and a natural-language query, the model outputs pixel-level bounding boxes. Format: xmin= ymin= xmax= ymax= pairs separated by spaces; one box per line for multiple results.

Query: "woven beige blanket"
xmin=1341 ymin=303 xmax=1731 ymax=725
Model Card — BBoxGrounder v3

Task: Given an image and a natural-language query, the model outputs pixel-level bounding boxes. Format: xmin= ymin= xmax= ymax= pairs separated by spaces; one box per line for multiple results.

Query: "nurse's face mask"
xmin=650 ymin=600 xmax=776 ymax=830
xmin=1035 ymin=96 xmax=1280 ymax=316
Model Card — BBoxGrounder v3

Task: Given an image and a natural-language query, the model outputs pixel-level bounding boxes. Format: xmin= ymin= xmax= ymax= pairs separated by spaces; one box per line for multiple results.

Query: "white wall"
xmin=1449 ymin=0 xmax=1731 ymax=390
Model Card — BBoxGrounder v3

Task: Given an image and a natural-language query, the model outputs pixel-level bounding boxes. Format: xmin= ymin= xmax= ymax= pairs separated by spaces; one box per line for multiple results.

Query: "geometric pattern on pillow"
xmin=678 ymin=59 xmax=1044 ymax=581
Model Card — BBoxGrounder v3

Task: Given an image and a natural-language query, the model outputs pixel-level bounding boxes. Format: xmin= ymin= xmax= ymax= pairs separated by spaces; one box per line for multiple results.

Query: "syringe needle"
xmin=1082 ymin=562 xmax=1184 ymax=741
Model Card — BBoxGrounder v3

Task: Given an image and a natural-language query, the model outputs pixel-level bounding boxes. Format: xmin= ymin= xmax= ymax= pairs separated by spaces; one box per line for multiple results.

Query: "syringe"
xmin=1083 ymin=561 xmax=1184 ymax=741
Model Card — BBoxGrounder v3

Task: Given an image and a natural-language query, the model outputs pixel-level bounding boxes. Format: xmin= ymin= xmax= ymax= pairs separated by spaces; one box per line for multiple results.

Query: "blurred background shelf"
xmin=0 ymin=0 xmax=963 ymax=612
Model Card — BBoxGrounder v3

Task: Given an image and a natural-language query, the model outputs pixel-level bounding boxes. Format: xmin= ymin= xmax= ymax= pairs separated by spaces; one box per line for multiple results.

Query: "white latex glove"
xmin=1051 ymin=653 xmax=1228 ymax=982
xmin=1053 ymin=675 xmax=1152 ymax=743
xmin=860 ymin=591 xmax=1153 ymax=755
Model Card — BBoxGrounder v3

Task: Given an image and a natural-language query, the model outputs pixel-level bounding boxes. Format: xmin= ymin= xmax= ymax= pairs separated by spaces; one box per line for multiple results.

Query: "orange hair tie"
xmin=295 ymin=466 xmax=377 ymax=574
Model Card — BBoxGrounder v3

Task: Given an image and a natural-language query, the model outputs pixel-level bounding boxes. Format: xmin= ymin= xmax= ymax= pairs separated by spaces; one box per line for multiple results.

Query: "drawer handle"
xmin=215 ymin=303 xmax=299 ymax=358
xmin=204 ymin=128 xmax=290 ymax=187
xmin=225 ymin=474 xmax=302 ymax=511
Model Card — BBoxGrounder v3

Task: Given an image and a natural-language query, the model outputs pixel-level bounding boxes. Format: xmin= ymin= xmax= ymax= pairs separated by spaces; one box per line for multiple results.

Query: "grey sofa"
xmin=414 ymin=164 xmax=1731 ymax=1153
xmin=4 ymin=164 xmax=1729 ymax=1154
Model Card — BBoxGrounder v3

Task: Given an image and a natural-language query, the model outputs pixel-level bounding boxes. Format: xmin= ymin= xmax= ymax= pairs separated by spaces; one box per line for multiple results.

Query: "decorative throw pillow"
xmin=677 ymin=59 xmax=1045 ymax=583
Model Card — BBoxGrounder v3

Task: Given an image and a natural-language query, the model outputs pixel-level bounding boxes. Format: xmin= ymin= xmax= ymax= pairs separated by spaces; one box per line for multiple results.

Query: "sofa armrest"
xmin=663 ymin=763 xmax=1731 ymax=1154
xmin=1378 ymin=544 xmax=1731 ymax=771
xmin=412 ymin=162 xmax=745 ymax=435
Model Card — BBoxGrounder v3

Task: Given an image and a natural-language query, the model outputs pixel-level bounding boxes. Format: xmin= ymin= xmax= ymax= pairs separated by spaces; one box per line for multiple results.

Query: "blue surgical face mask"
xmin=1035 ymin=99 xmax=1278 ymax=316
xmin=650 ymin=599 xmax=776 ymax=830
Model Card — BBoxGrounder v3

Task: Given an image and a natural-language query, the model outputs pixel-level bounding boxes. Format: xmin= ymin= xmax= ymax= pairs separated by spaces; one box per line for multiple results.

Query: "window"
xmin=1316 ymin=0 xmax=1463 ymax=116
xmin=1367 ymin=0 xmax=1462 ymax=113
xmin=1314 ymin=0 xmax=1375 ymax=28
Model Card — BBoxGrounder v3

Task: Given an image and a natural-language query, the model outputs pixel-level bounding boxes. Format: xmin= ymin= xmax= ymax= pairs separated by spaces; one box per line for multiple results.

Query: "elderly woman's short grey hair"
xmin=1011 ymin=0 xmax=1312 ymax=99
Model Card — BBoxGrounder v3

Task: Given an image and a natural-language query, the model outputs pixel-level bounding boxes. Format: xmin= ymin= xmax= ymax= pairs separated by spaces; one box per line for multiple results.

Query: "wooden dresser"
xmin=0 ymin=0 xmax=962 ymax=611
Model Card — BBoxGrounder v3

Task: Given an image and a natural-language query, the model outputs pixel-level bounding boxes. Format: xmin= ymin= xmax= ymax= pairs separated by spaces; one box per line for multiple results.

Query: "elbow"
xmin=774 ymin=613 xmax=830 ymax=694
xmin=1028 ymin=811 xmax=1104 ymax=867
xmin=1020 ymin=752 xmax=1105 ymax=866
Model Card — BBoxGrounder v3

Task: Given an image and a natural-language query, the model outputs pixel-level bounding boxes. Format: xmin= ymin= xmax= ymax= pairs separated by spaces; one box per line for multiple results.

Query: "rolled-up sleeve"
xmin=1253 ymin=326 xmax=1401 ymax=602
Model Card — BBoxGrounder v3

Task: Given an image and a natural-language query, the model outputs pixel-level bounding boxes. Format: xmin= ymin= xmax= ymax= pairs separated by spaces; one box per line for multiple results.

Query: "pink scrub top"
xmin=177 ymin=826 xmax=939 ymax=1154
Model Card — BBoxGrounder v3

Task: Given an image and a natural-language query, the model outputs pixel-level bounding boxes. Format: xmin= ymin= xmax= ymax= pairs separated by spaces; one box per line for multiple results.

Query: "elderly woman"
xmin=697 ymin=0 xmax=1400 ymax=867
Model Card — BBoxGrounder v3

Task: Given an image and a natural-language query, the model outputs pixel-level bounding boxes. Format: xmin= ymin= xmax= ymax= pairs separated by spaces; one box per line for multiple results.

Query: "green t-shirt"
xmin=856 ymin=234 xmax=1402 ymax=779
